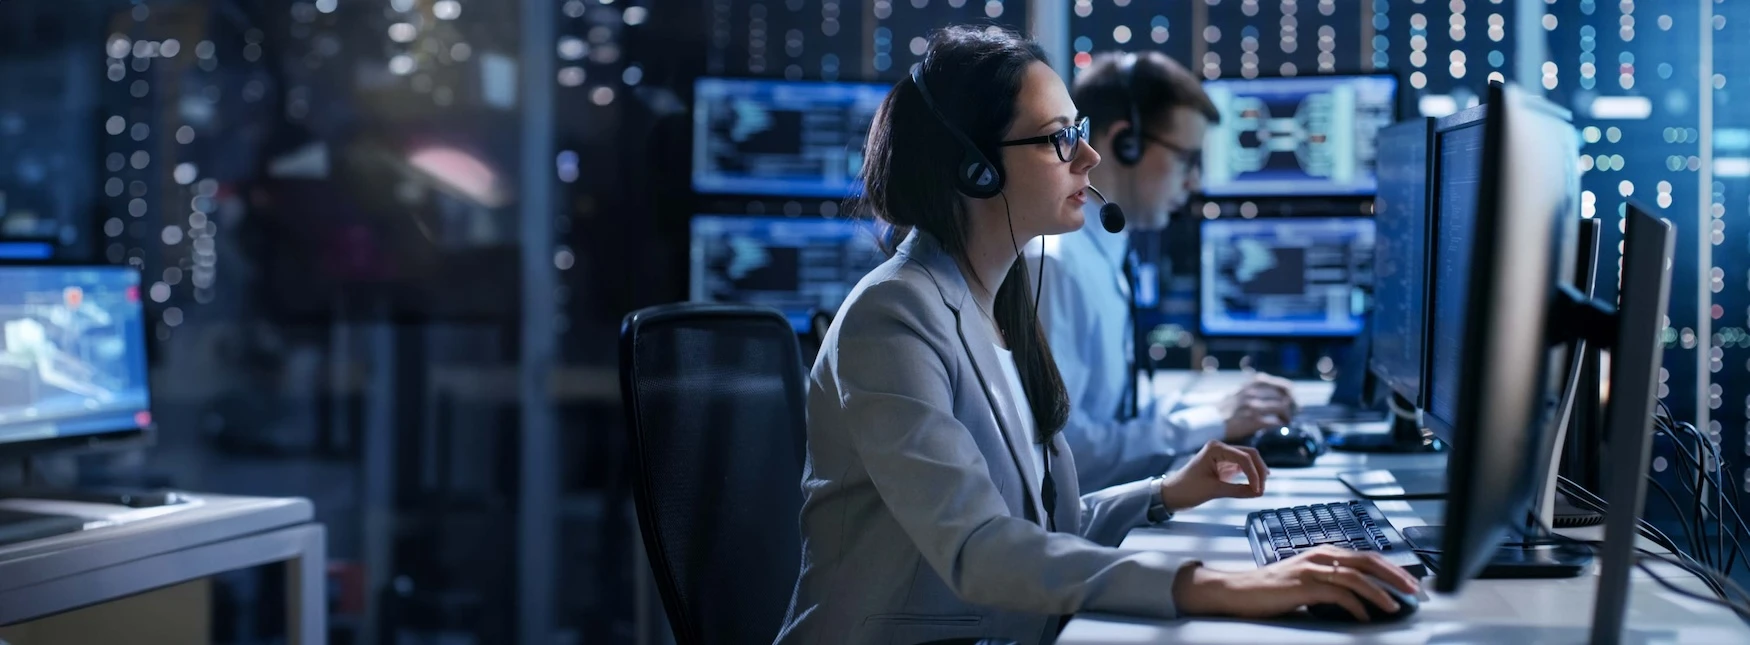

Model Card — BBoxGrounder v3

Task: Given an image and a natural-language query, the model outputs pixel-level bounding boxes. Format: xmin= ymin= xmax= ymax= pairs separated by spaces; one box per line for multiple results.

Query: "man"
xmin=1030 ymin=51 xmax=1298 ymax=491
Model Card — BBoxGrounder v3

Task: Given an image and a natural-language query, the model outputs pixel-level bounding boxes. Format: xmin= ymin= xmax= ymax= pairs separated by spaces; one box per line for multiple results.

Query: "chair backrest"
xmin=799 ymin=307 xmax=835 ymax=366
xmin=619 ymin=302 xmax=809 ymax=645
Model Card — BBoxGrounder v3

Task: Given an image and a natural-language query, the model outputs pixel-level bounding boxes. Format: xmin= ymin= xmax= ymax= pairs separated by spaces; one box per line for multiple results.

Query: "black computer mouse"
xmin=1305 ymin=574 xmax=1421 ymax=623
xmin=1250 ymin=424 xmax=1324 ymax=468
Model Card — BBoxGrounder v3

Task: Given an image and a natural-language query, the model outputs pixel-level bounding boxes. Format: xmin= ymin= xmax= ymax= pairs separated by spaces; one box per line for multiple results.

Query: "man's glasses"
xmin=998 ymin=116 xmax=1091 ymax=163
xmin=996 ymin=117 xmax=1202 ymax=171
xmin=1141 ymin=132 xmax=1203 ymax=173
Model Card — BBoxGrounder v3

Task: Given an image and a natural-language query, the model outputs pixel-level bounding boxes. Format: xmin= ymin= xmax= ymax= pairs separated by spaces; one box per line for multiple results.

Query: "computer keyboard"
xmin=0 ymin=508 xmax=86 ymax=548
xmin=1245 ymin=499 xmax=1428 ymax=577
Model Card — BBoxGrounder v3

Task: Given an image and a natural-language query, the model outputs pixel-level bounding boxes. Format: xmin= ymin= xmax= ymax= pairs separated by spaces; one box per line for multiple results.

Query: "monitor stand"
xmin=1393 ymin=346 xmax=1599 ymax=580
xmin=1400 ymin=523 xmax=1593 ymax=579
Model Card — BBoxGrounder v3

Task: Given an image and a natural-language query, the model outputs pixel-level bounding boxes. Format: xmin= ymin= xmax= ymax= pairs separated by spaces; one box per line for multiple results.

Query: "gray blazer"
xmin=775 ymin=230 xmax=1197 ymax=645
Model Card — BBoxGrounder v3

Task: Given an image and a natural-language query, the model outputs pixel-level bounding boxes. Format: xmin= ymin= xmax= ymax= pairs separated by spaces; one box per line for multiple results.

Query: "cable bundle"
xmin=1543 ymin=400 xmax=1750 ymax=624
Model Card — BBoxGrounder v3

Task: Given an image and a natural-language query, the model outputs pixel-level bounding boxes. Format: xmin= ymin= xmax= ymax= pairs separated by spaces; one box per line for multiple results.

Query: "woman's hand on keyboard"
xmin=1158 ymin=440 xmax=1270 ymax=511
xmin=1172 ymin=545 xmax=1422 ymax=622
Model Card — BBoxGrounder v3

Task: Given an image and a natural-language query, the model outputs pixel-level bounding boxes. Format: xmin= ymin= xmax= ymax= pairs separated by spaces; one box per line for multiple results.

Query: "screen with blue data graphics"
xmin=1200 ymin=217 xmax=1375 ymax=337
xmin=690 ymin=215 xmax=888 ymax=332
xmin=0 ymin=265 xmax=151 ymax=447
xmin=692 ymin=77 xmax=890 ymax=198
xmin=1200 ymin=74 xmax=1398 ymax=197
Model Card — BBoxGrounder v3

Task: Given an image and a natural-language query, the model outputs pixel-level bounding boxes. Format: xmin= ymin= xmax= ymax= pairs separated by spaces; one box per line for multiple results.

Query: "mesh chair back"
xmin=619 ymin=303 xmax=809 ymax=645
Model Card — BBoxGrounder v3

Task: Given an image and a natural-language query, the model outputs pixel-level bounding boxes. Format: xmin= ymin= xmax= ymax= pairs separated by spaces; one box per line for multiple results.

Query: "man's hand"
xmin=1157 ymin=440 xmax=1269 ymax=511
xmin=1219 ymin=373 xmax=1298 ymax=442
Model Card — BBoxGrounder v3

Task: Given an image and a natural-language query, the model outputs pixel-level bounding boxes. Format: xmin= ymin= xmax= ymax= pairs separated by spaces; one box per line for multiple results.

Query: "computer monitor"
xmin=1422 ymin=104 xmax=1489 ymax=437
xmin=1200 ymin=74 xmax=1399 ymax=198
xmin=1590 ymin=203 xmax=1676 ymax=644
xmin=1368 ymin=117 xmax=1435 ymax=406
xmin=1560 ymin=218 xmax=1608 ymax=493
xmin=688 ymin=215 xmax=887 ymax=332
xmin=0 ymin=241 xmax=54 ymax=260
xmin=1197 ymin=217 xmax=1374 ymax=337
xmin=0 ymin=264 xmax=152 ymax=457
xmin=691 ymin=77 xmax=889 ymax=198
xmin=1431 ymin=83 xmax=1585 ymax=592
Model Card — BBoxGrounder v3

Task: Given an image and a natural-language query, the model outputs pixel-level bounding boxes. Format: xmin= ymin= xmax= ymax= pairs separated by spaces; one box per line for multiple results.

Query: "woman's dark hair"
xmin=854 ymin=25 xmax=1071 ymax=445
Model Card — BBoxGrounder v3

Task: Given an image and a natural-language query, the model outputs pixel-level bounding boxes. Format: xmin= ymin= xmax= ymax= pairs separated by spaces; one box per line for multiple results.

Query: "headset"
xmin=1109 ymin=53 xmax=1146 ymax=167
xmin=909 ymin=58 xmax=1128 ymax=231
xmin=910 ymin=61 xmax=1006 ymax=199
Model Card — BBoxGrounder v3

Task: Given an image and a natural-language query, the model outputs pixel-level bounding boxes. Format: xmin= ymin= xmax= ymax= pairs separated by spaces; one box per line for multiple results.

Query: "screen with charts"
xmin=0 ymin=265 xmax=151 ymax=447
xmin=690 ymin=215 xmax=888 ymax=331
xmin=1201 ymin=74 xmax=1399 ymax=197
xmin=1426 ymin=118 xmax=1488 ymax=428
xmin=1369 ymin=118 xmax=1432 ymax=404
xmin=692 ymin=77 xmax=890 ymax=198
xmin=1200 ymin=217 xmax=1375 ymax=337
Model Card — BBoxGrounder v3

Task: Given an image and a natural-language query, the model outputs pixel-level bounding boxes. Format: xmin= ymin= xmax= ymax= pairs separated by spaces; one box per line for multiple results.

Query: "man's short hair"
xmin=1072 ymin=51 xmax=1220 ymax=141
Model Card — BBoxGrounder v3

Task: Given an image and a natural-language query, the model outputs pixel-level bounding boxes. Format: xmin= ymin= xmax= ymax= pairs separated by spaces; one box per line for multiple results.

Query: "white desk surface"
xmin=1058 ymin=447 xmax=1750 ymax=644
xmin=1150 ymin=369 xmax=1338 ymax=412
xmin=0 ymin=493 xmax=324 ymax=643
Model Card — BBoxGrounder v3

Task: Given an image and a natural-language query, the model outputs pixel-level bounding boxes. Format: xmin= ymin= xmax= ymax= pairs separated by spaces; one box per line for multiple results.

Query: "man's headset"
xmin=1110 ymin=53 xmax=1146 ymax=167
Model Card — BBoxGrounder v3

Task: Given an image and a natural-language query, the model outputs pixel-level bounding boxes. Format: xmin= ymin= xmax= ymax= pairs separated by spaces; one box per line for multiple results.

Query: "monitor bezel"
xmin=1197 ymin=71 xmax=1404 ymax=200
xmin=0 ymin=261 xmax=155 ymax=459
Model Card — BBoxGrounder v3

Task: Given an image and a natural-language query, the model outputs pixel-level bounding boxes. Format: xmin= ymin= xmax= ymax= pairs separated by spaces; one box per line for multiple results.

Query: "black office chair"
xmin=798 ymin=307 xmax=835 ymax=366
xmin=619 ymin=302 xmax=1018 ymax=645
xmin=619 ymin=303 xmax=809 ymax=645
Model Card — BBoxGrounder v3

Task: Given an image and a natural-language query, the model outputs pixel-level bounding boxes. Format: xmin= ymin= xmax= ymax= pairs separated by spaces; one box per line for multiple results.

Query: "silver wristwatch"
xmin=1146 ymin=476 xmax=1175 ymax=524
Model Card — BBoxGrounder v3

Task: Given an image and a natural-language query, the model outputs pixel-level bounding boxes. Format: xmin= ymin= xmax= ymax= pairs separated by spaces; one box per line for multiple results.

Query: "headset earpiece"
xmin=1112 ymin=125 xmax=1142 ymax=166
xmin=1113 ymin=53 xmax=1144 ymax=167
xmin=911 ymin=62 xmax=1005 ymax=199
xmin=957 ymin=153 xmax=1003 ymax=199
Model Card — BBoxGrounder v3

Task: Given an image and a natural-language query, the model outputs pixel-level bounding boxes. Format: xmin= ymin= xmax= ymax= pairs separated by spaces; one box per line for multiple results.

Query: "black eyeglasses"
xmin=1141 ymin=132 xmax=1204 ymax=173
xmin=998 ymin=116 xmax=1090 ymax=163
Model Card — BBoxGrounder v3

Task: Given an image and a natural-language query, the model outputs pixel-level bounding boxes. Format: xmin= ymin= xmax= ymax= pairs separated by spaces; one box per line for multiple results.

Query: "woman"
xmin=775 ymin=27 xmax=1419 ymax=645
